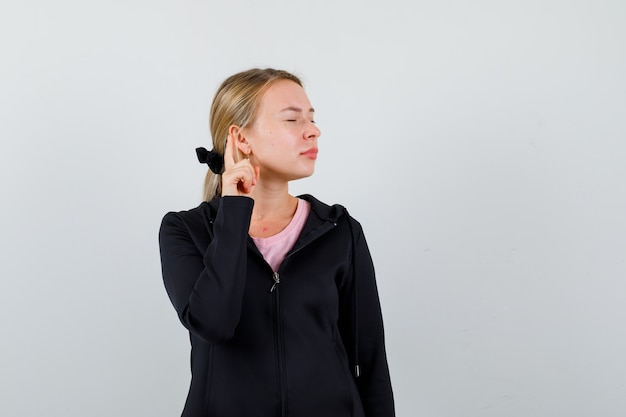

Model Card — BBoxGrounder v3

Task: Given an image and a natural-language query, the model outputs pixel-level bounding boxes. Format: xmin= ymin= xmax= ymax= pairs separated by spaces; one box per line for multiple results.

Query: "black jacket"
xmin=159 ymin=195 xmax=394 ymax=417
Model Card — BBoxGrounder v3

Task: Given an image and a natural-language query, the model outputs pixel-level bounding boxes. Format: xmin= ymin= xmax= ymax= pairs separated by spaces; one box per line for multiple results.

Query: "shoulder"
xmin=158 ymin=204 xmax=210 ymax=252
xmin=161 ymin=201 xmax=210 ymax=231
xmin=160 ymin=196 xmax=255 ymax=235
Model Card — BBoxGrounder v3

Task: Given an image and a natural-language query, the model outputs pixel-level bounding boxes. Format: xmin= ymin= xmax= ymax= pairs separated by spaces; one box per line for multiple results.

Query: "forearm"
xmin=159 ymin=197 xmax=254 ymax=343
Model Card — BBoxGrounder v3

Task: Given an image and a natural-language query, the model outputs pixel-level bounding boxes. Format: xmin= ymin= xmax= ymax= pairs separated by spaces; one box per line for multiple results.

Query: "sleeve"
xmin=158 ymin=196 xmax=254 ymax=344
xmin=338 ymin=219 xmax=395 ymax=417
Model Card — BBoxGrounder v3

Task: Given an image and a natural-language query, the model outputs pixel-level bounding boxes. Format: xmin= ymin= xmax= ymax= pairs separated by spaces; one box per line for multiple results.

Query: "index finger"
xmin=223 ymin=135 xmax=236 ymax=170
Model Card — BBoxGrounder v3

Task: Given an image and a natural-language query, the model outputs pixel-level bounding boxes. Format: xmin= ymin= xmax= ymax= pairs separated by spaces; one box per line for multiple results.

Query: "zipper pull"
xmin=270 ymin=272 xmax=280 ymax=292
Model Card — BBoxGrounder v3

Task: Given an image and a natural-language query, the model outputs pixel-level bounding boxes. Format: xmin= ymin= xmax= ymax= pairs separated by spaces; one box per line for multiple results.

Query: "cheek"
xmin=250 ymin=126 xmax=273 ymax=149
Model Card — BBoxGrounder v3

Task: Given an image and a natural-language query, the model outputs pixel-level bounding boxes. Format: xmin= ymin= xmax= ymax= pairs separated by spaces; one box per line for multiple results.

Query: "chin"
xmin=302 ymin=166 xmax=316 ymax=178
xmin=287 ymin=168 xmax=315 ymax=182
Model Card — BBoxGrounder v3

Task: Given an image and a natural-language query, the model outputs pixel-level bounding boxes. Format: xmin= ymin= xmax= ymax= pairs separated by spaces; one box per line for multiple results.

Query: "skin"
xmin=221 ymin=79 xmax=321 ymax=238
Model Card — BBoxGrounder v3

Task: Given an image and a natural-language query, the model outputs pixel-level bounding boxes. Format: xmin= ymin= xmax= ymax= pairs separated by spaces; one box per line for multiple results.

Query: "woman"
xmin=159 ymin=68 xmax=394 ymax=417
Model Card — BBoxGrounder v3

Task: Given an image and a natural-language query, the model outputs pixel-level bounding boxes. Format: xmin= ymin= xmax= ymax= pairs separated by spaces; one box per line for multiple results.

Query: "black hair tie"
xmin=196 ymin=147 xmax=224 ymax=174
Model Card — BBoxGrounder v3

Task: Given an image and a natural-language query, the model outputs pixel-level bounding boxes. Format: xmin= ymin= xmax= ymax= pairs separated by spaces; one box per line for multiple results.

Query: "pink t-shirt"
xmin=251 ymin=198 xmax=311 ymax=272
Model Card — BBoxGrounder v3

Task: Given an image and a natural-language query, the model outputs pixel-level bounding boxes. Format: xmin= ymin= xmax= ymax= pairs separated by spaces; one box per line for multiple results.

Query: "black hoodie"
xmin=159 ymin=195 xmax=394 ymax=417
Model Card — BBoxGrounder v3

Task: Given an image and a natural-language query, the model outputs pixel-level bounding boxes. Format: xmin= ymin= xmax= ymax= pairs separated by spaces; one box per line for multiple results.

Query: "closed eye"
xmin=284 ymin=118 xmax=315 ymax=123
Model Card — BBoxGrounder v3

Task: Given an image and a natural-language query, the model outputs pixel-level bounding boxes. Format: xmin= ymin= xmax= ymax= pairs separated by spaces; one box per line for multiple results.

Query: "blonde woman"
xmin=159 ymin=68 xmax=394 ymax=417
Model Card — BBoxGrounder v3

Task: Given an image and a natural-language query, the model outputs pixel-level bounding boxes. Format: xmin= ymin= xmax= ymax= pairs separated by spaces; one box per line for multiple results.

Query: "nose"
xmin=305 ymin=122 xmax=321 ymax=140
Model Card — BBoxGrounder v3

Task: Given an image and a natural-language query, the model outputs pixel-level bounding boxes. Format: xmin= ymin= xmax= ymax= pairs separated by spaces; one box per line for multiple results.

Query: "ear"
xmin=228 ymin=125 xmax=250 ymax=155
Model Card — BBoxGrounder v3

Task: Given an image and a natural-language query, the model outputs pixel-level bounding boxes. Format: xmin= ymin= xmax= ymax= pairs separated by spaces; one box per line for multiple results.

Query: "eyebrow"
xmin=280 ymin=106 xmax=315 ymax=113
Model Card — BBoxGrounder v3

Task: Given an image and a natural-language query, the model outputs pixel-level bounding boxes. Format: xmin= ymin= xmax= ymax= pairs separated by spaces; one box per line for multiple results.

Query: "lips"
xmin=301 ymin=147 xmax=318 ymax=159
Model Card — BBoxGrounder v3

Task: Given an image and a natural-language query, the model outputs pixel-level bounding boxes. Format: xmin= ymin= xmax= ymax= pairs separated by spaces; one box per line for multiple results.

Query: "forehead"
xmin=258 ymin=79 xmax=311 ymax=111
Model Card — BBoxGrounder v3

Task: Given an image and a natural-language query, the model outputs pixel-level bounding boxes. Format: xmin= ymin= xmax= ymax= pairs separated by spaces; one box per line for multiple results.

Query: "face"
xmin=241 ymin=79 xmax=321 ymax=182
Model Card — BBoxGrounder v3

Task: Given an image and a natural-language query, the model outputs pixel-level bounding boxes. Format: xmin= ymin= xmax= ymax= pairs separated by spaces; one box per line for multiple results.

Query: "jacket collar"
xmin=203 ymin=194 xmax=345 ymax=224
xmin=298 ymin=194 xmax=344 ymax=223
xmin=202 ymin=194 xmax=347 ymax=252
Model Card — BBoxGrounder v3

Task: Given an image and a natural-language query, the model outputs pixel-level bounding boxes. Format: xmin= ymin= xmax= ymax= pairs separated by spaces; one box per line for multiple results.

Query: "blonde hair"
xmin=203 ymin=68 xmax=303 ymax=201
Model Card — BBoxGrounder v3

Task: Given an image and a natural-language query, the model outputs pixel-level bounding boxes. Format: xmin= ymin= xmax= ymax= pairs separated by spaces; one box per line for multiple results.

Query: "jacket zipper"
xmin=270 ymin=271 xmax=280 ymax=292
xmin=267 ymin=221 xmax=335 ymax=293
xmin=264 ymin=222 xmax=338 ymax=417
xmin=272 ymin=272 xmax=287 ymax=417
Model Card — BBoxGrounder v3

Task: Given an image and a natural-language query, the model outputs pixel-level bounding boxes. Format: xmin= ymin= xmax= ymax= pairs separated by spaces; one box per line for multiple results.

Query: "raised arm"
xmin=159 ymin=196 xmax=254 ymax=343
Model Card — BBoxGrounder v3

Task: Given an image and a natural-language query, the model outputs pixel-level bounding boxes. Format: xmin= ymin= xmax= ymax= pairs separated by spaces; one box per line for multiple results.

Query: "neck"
xmin=248 ymin=181 xmax=296 ymax=220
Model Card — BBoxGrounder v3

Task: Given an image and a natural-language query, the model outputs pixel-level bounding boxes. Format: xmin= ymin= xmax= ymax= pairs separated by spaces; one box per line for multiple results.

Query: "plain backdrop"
xmin=1 ymin=1 xmax=625 ymax=416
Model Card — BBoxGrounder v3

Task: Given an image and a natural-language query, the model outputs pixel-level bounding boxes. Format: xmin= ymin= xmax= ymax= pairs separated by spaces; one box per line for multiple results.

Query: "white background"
xmin=1 ymin=1 xmax=625 ymax=416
